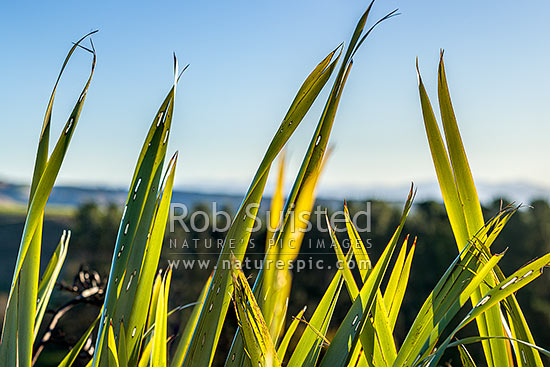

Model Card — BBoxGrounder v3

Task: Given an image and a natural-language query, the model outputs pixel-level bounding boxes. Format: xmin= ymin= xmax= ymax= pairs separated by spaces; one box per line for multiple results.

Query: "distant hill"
xmin=0 ymin=180 xmax=548 ymax=211
xmin=322 ymin=181 xmax=550 ymax=205
xmin=0 ymin=182 xmax=245 ymax=211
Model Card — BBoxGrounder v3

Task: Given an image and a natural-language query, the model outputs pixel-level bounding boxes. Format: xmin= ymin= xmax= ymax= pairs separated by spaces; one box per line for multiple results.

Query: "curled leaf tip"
xmin=177 ymin=64 xmax=189 ymax=82
xmin=415 ymin=58 xmax=422 ymax=86
xmin=380 ymin=8 xmax=401 ymax=23
xmin=497 ymin=247 xmax=509 ymax=257
xmin=173 ymin=54 xmax=179 ymax=86
xmin=89 ymin=38 xmax=96 ymax=54
xmin=72 ymin=42 xmax=94 ymax=54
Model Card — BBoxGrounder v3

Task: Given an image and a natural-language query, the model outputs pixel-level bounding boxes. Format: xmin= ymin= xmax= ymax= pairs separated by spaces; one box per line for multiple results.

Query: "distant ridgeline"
xmin=0 ymin=181 xmax=548 ymax=210
xmin=0 ymin=182 xmax=244 ymax=211
xmin=0 ymin=182 xmax=349 ymax=213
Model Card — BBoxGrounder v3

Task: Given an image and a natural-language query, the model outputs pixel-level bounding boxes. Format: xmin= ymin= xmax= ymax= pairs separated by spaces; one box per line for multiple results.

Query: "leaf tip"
xmin=415 ymin=58 xmax=422 ymax=86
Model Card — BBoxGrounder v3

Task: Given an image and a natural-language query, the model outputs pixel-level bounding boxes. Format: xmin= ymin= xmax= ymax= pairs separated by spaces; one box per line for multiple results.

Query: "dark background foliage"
xmin=0 ymin=197 xmax=548 ymax=366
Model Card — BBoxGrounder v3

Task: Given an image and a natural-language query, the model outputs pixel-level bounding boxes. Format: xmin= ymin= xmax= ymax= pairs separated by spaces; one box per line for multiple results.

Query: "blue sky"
xmin=1 ymin=0 xmax=549 ymax=196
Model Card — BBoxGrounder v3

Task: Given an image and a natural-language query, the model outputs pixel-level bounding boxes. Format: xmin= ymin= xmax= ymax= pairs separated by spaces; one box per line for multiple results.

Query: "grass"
xmin=0 ymin=2 xmax=549 ymax=367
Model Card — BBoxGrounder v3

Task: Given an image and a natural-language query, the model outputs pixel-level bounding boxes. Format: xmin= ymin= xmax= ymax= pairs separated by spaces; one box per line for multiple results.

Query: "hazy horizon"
xmin=1 ymin=177 xmax=548 ymax=206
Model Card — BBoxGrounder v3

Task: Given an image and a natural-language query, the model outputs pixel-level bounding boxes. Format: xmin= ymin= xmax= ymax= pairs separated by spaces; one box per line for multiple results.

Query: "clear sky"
xmin=1 ymin=0 xmax=549 ymax=195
